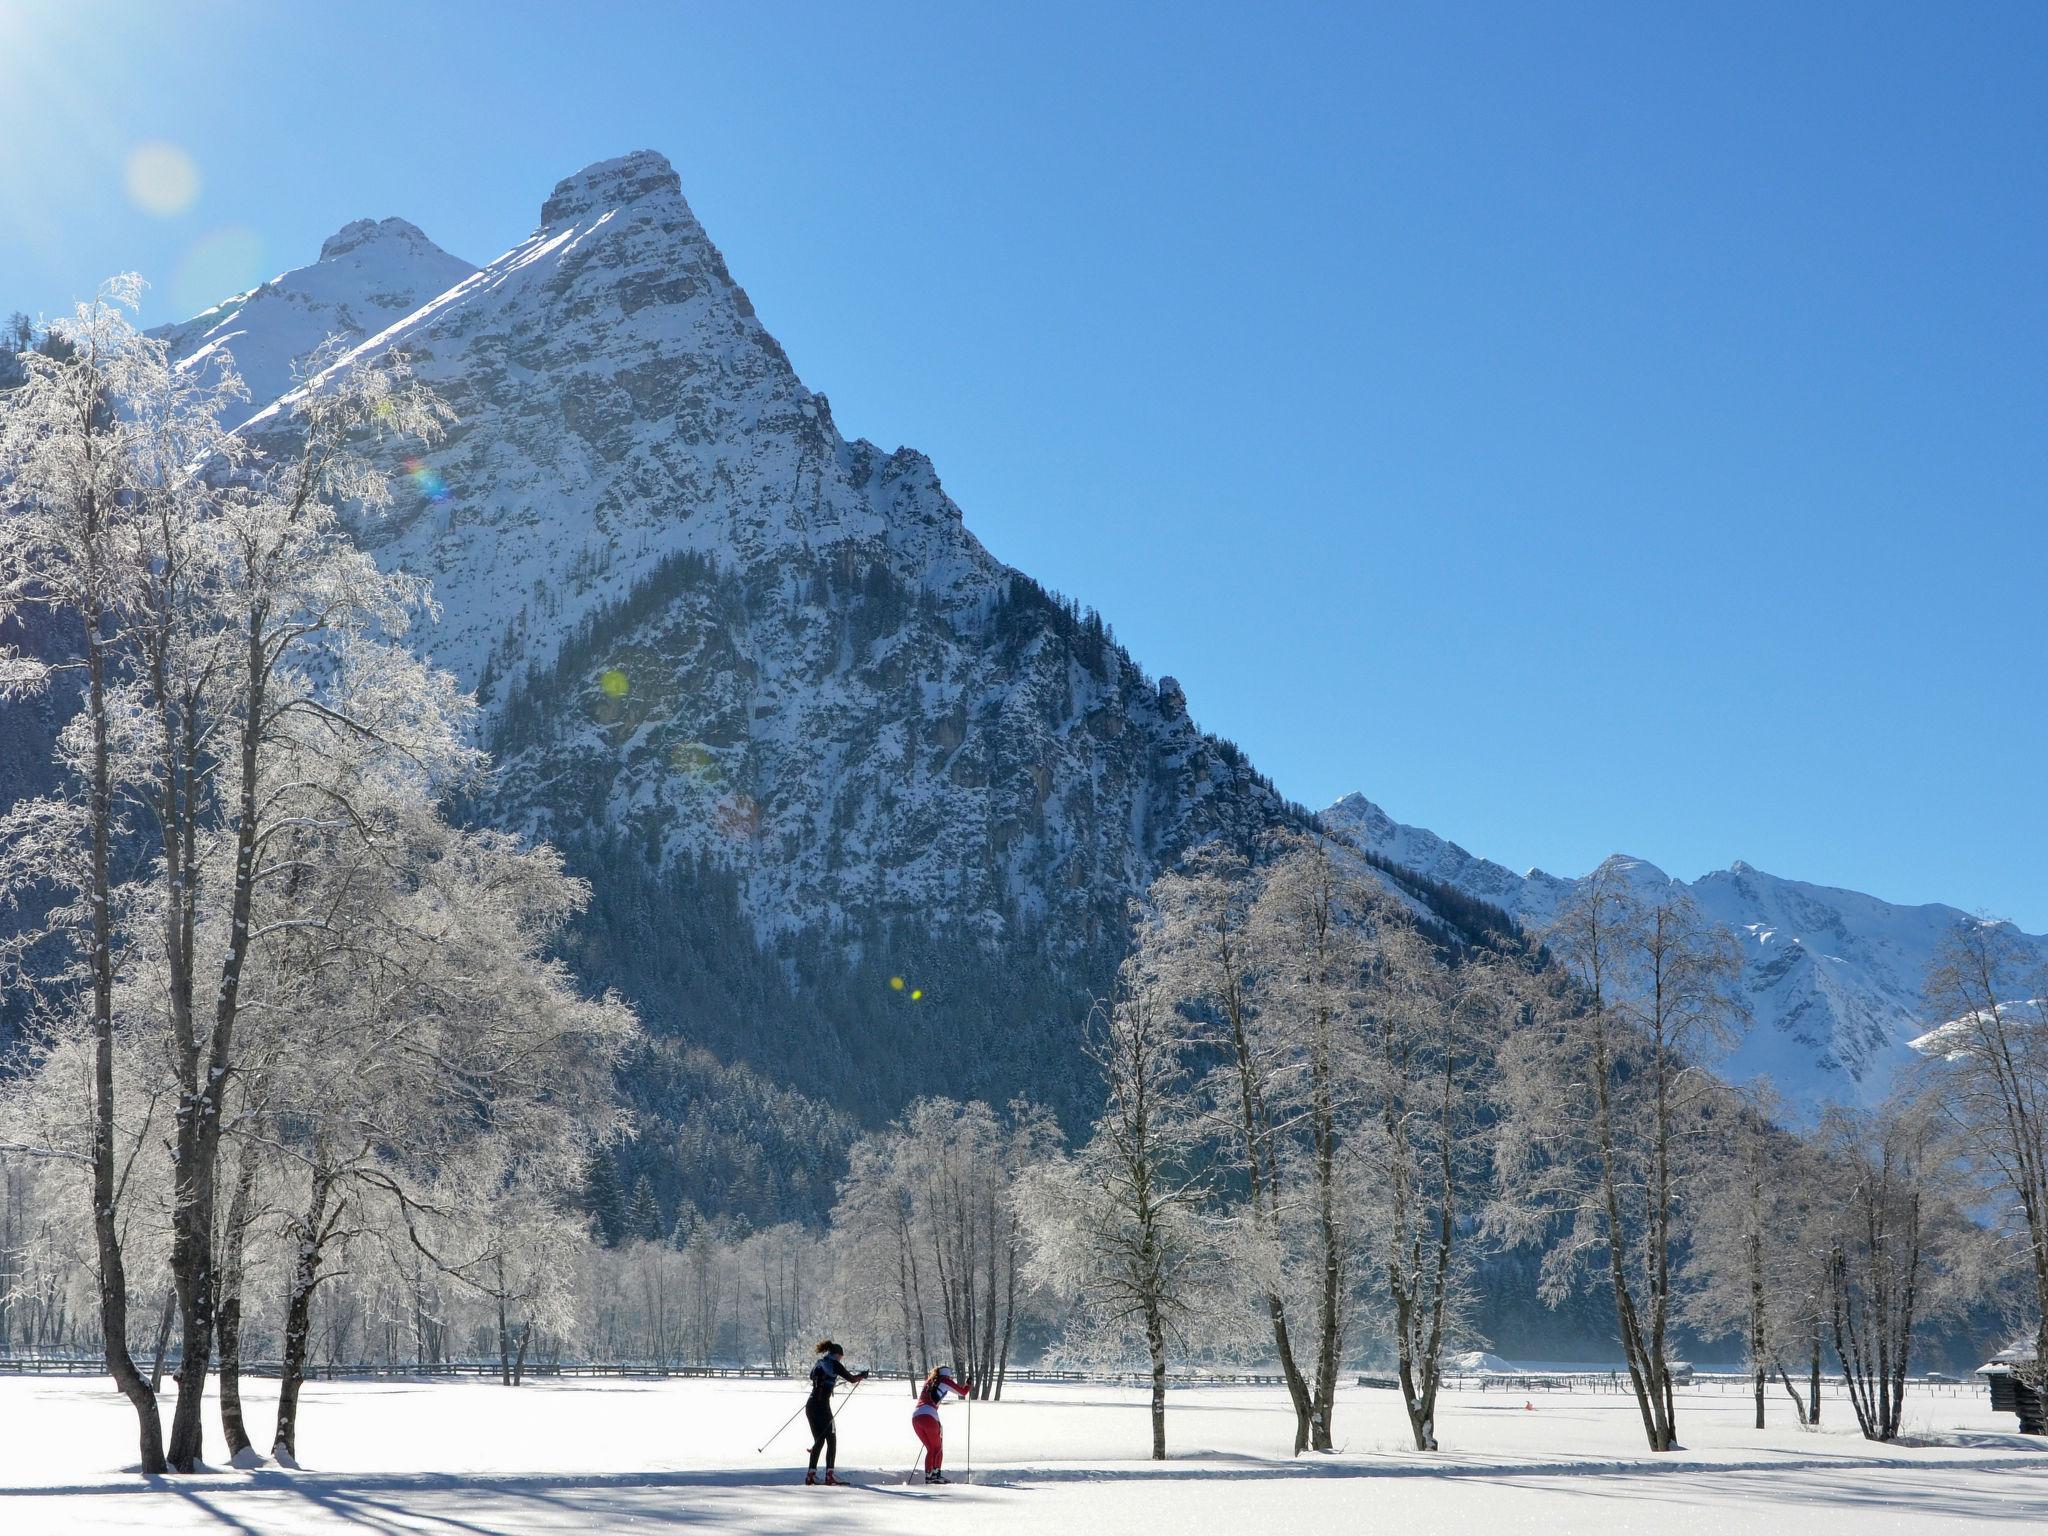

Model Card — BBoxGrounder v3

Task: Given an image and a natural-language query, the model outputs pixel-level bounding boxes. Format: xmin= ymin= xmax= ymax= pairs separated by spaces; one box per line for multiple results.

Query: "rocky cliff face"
xmin=1323 ymin=792 xmax=2048 ymax=1117
xmin=172 ymin=151 xmax=1298 ymax=1114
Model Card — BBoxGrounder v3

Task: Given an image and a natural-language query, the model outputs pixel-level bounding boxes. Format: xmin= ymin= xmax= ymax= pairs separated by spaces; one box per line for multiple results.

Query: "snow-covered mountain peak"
xmin=151 ymin=144 xmax=1294 ymax=1041
xmin=1323 ymin=793 xmax=2048 ymax=1118
xmin=539 ymin=150 xmax=685 ymax=227
xmin=318 ymin=216 xmax=443 ymax=262
xmin=1596 ymin=852 xmax=1678 ymax=891
xmin=155 ymin=216 xmax=476 ymax=416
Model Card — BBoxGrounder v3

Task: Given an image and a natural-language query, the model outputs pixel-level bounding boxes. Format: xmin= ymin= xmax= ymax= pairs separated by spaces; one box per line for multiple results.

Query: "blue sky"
xmin=2 ymin=1 xmax=2043 ymax=926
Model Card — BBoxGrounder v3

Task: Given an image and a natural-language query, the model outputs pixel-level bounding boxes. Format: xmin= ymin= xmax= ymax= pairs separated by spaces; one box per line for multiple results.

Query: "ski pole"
xmin=830 ymin=1375 xmax=864 ymax=1424
xmin=964 ymin=1384 xmax=973 ymax=1485
xmin=755 ymin=1397 xmax=809 ymax=1455
xmin=756 ymin=1402 xmax=807 ymax=1454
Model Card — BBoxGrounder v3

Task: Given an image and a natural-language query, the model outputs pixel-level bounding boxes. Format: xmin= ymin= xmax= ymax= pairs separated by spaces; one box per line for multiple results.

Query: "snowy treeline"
xmin=3 ymin=296 xmax=2041 ymax=1479
xmin=0 ymin=286 xmax=636 ymax=1472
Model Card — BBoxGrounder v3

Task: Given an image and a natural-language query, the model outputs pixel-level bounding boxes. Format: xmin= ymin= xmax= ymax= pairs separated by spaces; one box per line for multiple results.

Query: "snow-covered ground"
xmin=1 ymin=1374 xmax=2041 ymax=1532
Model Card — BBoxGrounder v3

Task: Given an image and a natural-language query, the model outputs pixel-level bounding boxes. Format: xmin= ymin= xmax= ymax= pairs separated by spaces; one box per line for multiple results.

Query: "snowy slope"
xmin=4 ymin=1375 xmax=2038 ymax=1534
xmin=160 ymin=151 xmax=1297 ymax=1111
xmin=153 ymin=217 xmax=476 ymax=413
xmin=1323 ymin=792 xmax=2048 ymax=1115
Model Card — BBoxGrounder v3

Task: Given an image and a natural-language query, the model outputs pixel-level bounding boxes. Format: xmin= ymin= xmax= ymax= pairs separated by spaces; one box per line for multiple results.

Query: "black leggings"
xmin=806 ymin=1398 xmax=836 ymax=1470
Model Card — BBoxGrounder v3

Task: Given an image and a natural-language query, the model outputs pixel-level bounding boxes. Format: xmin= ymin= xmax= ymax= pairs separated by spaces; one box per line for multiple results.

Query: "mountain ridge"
xmin=153 ymin=150 xmax=1305 ymax=1136
xmin=1322 ymin=790 xmax=2047 ymax=1116
xmin=132 ymin=147 xmax=2035 ymax=1144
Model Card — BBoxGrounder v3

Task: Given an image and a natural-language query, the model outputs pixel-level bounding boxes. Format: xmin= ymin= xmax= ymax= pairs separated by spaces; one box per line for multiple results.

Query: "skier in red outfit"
xmin=912 ymin=1365 xmax=972 ymax=1483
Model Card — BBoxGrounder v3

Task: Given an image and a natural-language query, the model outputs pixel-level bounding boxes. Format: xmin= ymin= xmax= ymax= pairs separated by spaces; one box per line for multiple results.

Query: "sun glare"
xmin=125 ymin=140 xmax=202 ymax=217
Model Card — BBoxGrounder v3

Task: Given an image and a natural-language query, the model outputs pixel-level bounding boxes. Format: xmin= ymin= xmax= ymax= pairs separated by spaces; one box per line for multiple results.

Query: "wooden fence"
xmin=0 ymin=1355 xmax=1978 ymax=1396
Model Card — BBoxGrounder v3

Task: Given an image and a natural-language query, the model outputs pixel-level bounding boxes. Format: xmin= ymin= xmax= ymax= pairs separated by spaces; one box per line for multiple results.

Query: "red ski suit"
xmin=912 ymin=1373 xmax=971 ymax=1472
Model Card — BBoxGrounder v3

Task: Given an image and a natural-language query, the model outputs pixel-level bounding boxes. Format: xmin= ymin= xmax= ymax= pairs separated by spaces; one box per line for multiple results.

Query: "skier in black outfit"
xmin=805 ymin=1339 xmax=869 ymax=1484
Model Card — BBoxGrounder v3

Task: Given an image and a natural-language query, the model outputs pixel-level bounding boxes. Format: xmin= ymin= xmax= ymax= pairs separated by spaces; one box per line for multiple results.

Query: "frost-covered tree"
xmin=1145 ymin=845 xmax=1322 ymax=1450
xmin=1818 ymin=1100 xmax=1974 ymax=1442
xmin=1916 ymin=920 xmax=2048 ymax=1395
xmin=1247 ymin=836 xmax=1379 ymax=1451
xmin=135 ymin=340 xmax=457 ymax=1470
xmin=1019 ymin=952 xmax=1214 ymax=1457
xmin=0 ymin=279 xmax=202 ymax=1472
xmin=1144 ymin=837 xmax=1391 ymax=1454
xmin=833 ymin=1097 xmax=1056 ymax=1398
xmin=1680 ymin=1086 xmax=1827 ymax=1429
xmin=1493 ymin=864 xmax=1741 ymax=1452
xmin=255 ymin=823 xmax=633 ymax=1455
xmin=1365 ymin=922 xmax=1513 ymax=1451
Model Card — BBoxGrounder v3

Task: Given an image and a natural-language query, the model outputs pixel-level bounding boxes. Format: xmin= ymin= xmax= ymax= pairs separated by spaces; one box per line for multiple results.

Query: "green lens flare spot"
xmin=890 ymin=976 xmax=905 ymax=991
xmin=599 ymin=669 xmax=630 ymax=698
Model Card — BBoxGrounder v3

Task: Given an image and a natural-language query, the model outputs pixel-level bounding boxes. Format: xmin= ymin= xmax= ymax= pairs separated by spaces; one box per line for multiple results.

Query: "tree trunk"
xmin=86 ymin=598 xmax=167 ymax=1473
xmin=1310 ymin=1069 xmax=1340 ymax=1452
xmin=496 ymin=1256 xmax=513 ymax=1387
xmin=1748 ymin=1167 xmax=1767 ymax=1430
xmin=1809 ymin=1320 xmax=1822 ymax=1425
xmin=216 ymin=1142 xmax=259 ymax=1460
xmin=272 ymin=1166 xmax=333 ymax=1464
xmin=1145 ymin=1291 xmax=1168 ymax=1460
xmin=167 ymin=614 xmax=270 ymax=1472
xmin=147 ymin=1287 xmax=175 ymax=1395
xmin=1774 ymin=1361 xmax=1808 ymax=1422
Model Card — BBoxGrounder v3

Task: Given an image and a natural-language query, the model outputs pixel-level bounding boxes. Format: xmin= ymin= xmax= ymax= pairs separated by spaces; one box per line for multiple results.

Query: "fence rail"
xmin=0 ymin=1354 xmax=1981 ymax=1396
xmin=0 ymin=1357 xmax=1296 ymax=1386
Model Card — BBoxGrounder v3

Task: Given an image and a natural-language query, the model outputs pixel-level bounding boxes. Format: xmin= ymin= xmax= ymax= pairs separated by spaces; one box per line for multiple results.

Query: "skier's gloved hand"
xmin=856 ymin=1370 xmax=870 ymax=1381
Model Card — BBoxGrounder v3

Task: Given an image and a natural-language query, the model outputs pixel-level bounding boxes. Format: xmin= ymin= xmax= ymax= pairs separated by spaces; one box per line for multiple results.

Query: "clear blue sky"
xmin=3 ymin=1 xmax=2043 ymax=926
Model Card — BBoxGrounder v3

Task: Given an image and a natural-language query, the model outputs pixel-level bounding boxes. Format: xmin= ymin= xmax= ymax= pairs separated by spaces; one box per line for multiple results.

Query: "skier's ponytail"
xmin=816 ymin=1339 xmax=841 ymax=1356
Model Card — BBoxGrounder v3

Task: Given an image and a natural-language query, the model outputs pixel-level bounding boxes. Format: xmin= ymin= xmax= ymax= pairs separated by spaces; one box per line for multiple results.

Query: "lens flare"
xmin=910 ymin=989 xmax=923 ymax=1002
xmin=890 ymin=976 xmax=905 ymax=991
xmin=670 ymin=741 xmax=724 ymax=786
xmin=403 ymin=456 xmax=450 ymax=504
xmin=599 ymin=669 xmax=630 ymax=698
xmin=125 ymin=141 xmax=200 ymax=216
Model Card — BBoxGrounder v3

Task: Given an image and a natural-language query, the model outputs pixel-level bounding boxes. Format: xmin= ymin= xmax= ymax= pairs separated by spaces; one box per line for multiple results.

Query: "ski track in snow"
xmin=2 ymin=1376 xmax=2043 ymax=1533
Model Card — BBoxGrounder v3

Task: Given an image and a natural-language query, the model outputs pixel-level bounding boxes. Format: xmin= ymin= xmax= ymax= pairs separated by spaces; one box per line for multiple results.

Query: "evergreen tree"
xmin=625 ymin=1175 xmax=663 ymax=1244
xmin=584 ymin=1152 xmax=627 ymax=1248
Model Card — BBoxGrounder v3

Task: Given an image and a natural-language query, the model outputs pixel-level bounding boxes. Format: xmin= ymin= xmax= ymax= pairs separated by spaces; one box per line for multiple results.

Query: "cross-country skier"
xmin=805 ymin=1340 xmax=868 ymax=1484
xmin=911 ymin=1364 xmax=973 ymax=1483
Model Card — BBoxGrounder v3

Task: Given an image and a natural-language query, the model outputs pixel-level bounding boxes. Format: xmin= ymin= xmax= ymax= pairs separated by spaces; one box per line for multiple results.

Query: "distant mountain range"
xmin=1324 ymin=792 xmax=2046 ymax=1118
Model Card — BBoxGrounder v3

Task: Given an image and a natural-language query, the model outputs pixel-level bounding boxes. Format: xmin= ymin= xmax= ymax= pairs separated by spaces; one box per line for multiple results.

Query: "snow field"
xmin=0 ymin=1374 xmax=2042 ymax=1533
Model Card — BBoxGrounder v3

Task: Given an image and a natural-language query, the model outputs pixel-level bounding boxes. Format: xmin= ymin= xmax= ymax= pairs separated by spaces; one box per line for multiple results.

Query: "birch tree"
xmin=1147 ymin=845 xmax=1322 ymax=1452
xmin=1681 ymin=1087 xmax=1825 ymax=1429
xmin=0 ymin=279 xmax=199 ymax=1472
xmin=1916 ymin=920 xmax=2048 ymax=1395
xmin=1019 ymin=952 xmax=1213 ymax=1457
xmin=1818 ymin=1100 xmax=1970 ymax=1442
xmin=1366 ymin=923 xmax=1511 ymax=1450
xmin=1248 ymin=836 xmax=1377 ymax=1451
xmin=1494 ymin=864 xmax=1741 ymax=1451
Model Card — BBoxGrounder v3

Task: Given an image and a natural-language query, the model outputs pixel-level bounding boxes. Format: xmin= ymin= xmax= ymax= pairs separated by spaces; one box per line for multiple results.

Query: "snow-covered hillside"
xmin=1323 ymin=792 xmax=2048 ymax=1116
xmin=146 ymin=149 xmax=2035 ymax=1129
xmin=152 ymin=218 xmax=477 ymax=413
xmin=161 ymin=150 xmax=1298 ymax=1112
